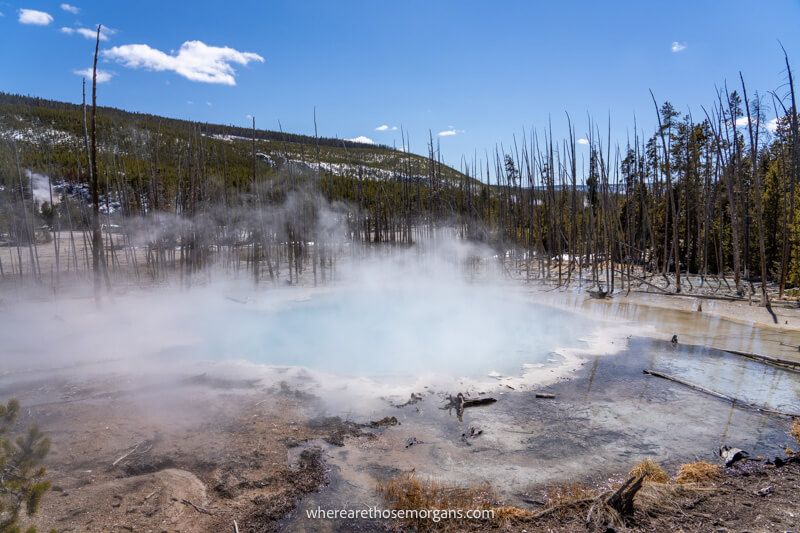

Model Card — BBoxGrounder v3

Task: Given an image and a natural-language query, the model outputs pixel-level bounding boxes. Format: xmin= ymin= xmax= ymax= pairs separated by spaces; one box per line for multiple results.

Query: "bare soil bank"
xmin=8 ymin=375 xmax=349 ymax=532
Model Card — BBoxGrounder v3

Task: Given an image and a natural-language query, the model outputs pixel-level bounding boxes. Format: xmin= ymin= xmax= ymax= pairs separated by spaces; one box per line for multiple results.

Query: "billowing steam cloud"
xmin=0 ymin=175 xmax=610 ymax=412
xmin=26 ymin=170 xmax=59 ymax=205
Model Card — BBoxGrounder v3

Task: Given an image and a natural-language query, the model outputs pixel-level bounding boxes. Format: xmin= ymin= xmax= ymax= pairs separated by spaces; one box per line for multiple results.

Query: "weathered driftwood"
xmin=462 ymin=397 xmax=497 ymax=407
xmin=606 ymin=474 xmax=645 ymax=518
xmin=394 ymin=392 xmax=424 ymax=408
xmin=535 ymin=392 xmax=556 ymax=399
xmin=719 ymin=446 xmax=749 ymax=467
xmin=612 ymin=269 xmax=670 ymax=294
xmin=723 ymin=349 xmax=800 ymax=373
xmin=442 ymin=393 xmax=497 ymax=421
xmin=643 ymin=369 xmax=800 ymax=417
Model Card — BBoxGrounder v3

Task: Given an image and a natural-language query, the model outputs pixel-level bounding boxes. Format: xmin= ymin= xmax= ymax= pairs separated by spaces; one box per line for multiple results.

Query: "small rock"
xmin=755 ymin=485 xmax=773 ymax=497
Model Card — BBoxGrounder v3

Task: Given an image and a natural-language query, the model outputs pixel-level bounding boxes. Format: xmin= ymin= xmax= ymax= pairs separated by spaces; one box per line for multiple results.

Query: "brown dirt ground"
xmin=11 ymin=376 xmax=362 ymax=533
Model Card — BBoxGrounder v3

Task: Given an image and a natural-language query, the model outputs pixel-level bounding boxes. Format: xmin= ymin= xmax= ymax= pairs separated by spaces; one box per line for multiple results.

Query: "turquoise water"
xmin=644 ymin=342 xmax=800 ymax=414
xmin=194 ymin=284 xmax=596 ymax=378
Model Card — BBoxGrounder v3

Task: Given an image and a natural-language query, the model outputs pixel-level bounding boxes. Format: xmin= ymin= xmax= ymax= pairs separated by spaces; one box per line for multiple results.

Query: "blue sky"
xmin=1 ymin=0 xmax=799 ymax=166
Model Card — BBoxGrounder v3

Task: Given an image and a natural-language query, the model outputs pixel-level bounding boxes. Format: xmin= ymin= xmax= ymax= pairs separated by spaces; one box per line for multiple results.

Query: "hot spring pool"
xmin=190 ymin=283 xmax=600 ymax=378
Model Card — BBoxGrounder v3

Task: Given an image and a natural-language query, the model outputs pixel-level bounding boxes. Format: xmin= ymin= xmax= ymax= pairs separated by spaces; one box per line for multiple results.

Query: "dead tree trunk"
xmin=90 ymin=25 xmax=104 ymax=301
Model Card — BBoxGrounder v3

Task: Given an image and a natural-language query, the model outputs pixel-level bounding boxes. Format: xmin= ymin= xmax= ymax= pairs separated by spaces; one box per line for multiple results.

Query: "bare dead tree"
xmin=739 ymin=73 xmax=774 ymax=321
xmin=89 ymin=25 xmax=105 ymax=300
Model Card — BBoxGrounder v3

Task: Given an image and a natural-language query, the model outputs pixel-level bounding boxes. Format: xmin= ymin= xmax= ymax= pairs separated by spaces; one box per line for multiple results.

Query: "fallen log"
xmin=722 ymin=349 xmax=800 ymax=373
xmin=535 ymin=392 xmax=556 ymax=399
xmin=628 ymin=288 xmax=746 ymax=302
xmin=612 ymin=269 xmax=671 ymax=294
xmin=765 ymin=301 xmax=778 ymax=324
xmin=643 ymin=369 xmax=800 ymax=417
xmin=394 ymin=392 xmax=424 ymax=408
xmin=462 ymin=396 xmax=497 ymax=408
xmin=441 ymin=393 xmax=497 ymax=421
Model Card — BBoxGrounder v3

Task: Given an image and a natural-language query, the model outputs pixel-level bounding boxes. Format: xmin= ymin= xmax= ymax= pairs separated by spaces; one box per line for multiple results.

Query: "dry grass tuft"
xmin=791 ymin=419 xmax=800 ymax=445
xmin=492 ymin=505 xmax=533 ymax=521
xmin=378 ymin=470 xmax=719 ymax=531
xmin=378 ymin=472 xmax=524 ymax=531
xmin=378 ymin=471 xmax=493 ymax=509
xmin=675 ymin=461 xmax=722 ymax=484
xmin=629 ymin=459 xmax=670 ymax=484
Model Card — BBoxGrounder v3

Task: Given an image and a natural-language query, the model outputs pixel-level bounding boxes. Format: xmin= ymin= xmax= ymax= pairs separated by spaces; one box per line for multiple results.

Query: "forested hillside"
xmin=1 ymin=68 xmax=799 ymax=302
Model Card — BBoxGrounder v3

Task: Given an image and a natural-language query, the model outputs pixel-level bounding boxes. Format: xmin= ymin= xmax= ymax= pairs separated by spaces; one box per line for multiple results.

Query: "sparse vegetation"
xmin=791 ymin=418 xmax=800 ymax=444
xmin=0 ymin=399 xmax=52 ymax=533
xmin=377 ymin=466 xmax=728 ymax=532
xmin=377 ymin=472 xmax=498 ymax=531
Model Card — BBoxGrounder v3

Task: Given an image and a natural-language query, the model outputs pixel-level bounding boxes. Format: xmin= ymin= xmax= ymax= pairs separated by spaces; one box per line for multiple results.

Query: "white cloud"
xmin=346 ymin=135 xmax=375 ymax=145
xmin=577 ymin=137 xmax=590 ymax=145
xmin=671 ymin=41 xmax=687 ymax=53
xmin=60 ymin=3 xmax=80 ymax=14
xmin=18 ymin=8 xmax=53 ymax=25
xmin=735 ymin=116 xmax=780 ymax=133
xmin=206 ymin=101 xmax=212 ymax=107
xmin=0 ymin=11 xmax=5 ymax=17
xmin=437 ymin=129 xmax=458 ymax=137
xmin=104 ymin=40 xmax=264 ymax=86
xmin=766 ymin=117 xmax=779 ymax=133
xmin=375 ymin=124 xmax=398 ymax=132
xmin=73 ymin=67 xmax=113 ymax=83
xmin=61 ymin=26 xmax=115 ymax=41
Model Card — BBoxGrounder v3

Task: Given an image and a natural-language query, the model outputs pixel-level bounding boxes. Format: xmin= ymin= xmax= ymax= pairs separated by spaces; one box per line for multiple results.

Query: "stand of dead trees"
xmin=1 ymin=51 xmax=799 ymax=307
